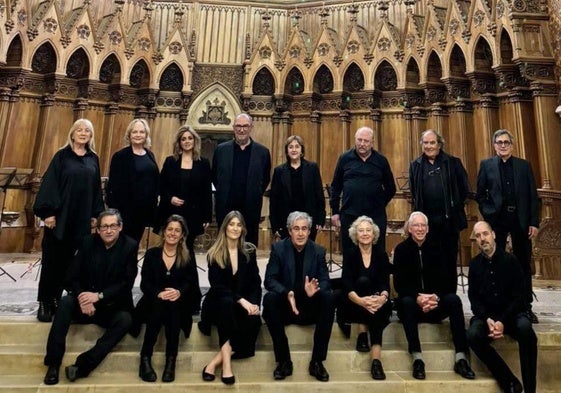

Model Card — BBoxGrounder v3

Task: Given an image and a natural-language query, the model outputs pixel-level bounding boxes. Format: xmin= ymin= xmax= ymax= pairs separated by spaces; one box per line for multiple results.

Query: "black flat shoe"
xmin=44 ymin=365 xmax=59 ymax=385
xmin=370 ymin=359 xmax=386 ymax=380
xmin=162 ymin=356 xmax=176 ymax=383
xmin=65 ymin=365 xmax=81 ymax=382
xmin=273 ymin=360 xmax=293 ymax=380
xmin=454 ymin=359 xmax=475 ymax=380
xmin=139 ymin=356 xmax=157 ymax=382
xmin=308 ymin=360 xmax=329 ymax=382
xmin=37 ymin=301 xmax=52 ymax=323
xmin=202 ymin=365 xmax=215 ymax=381
xmin=412 ymin=359 xmax=426 ymax=380
xmin=356 ymin=332 xmax=370 ymax=352
xmin=221 ymin=373 xmax=236 ymax=385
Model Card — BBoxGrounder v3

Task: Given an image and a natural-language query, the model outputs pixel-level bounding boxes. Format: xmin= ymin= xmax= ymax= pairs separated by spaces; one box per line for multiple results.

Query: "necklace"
xmin=163 ymin=249 xmax=177 ymax=258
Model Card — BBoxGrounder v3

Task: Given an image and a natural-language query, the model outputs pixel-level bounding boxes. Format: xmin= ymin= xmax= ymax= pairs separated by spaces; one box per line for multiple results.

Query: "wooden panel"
xmin=0 ymin=99 xmax=40 ymax=169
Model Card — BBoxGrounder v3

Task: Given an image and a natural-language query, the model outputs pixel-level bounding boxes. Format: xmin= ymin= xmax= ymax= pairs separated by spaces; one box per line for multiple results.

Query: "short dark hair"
xmin=420 ymin=129 xmax=445 ymax=148
xmin=97 ymin=208 xmax=123 ymax=227
xmin=493 ymin=129 xmax=514 ymax=143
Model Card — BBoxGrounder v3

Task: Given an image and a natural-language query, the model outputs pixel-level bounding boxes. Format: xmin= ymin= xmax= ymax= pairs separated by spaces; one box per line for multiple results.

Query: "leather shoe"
xmin=273 ymin=360 xmax=293 ymax=380
xmin=370 ymin=359 xmax=386 ymax=380
xmin=356 ymin=332 xmax=370 ymax=352
xmin=454 ymin=359 xmax=475 ymax=379
xmin=37 ymin=301 xmax=52 ymax=323
xmin=197 ymin=320 xmax=211 ymax=336
xmin=528 ymin=310 xmax=539 ymax=324
xmin=202 ymin=365 xmax=215 ymax=381
xmin=503 ymin=379 xmax=523 ymax=393
xmin=337 ymin=321 xmax=351 ymax=338
xmin=44 ymin=365 xmax=59 ymax=385
xmin=308 ymin=360 xmax=329 ymax=382
xmin=412 ymin=359 xmax=426 ymax=380
xmin=139 ymin=356 xmax=157 ymax=382
xmin=162 ymin=356 xmax=176 ymax=383
xmin=221 ymin=373 xmax=236 ymax=385
xmin=65 ymin=365 xmax=81 ymax=382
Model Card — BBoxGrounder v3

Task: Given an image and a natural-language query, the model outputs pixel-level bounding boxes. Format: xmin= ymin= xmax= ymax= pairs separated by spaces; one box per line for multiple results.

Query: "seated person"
xmin=263 ymin=211 xmax=335 ymax=382
xmin=43 ymin=209 xmax=138 ymax=385
xmin=199 ymin=211 xmax=262 ymax=385
xmin=467 ymin=221 xmax=537 ymax=393
xmin=393 ymin=211 xmax=475 ymax=380
xmin=136 ymin=215 xmax=199 ymax=383
xmin=338 ymin=216 xmax=392 ymax=379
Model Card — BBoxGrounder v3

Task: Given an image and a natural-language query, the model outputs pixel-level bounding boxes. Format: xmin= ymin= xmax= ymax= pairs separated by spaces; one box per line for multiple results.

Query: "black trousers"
xmin=467 ymin=313 xmax=537 ymax=393
xmin=340 ymin=212 xmax=387 ymax=255
xmin=201 ymin=293 xmax=261 ymax=358
xmin=141 ymin=299 xmax=188 ymax=357
xmin=37 ymin=229 xmax=78 ymax=302
xmin=493 ymin=210 xmax=534 ymax=305
xmin=337 ymin=276 xmax=391 ymax=345
xmin=398 ymin=293 xmax=468 ymax=354
xmin=262 ymin=290 xmax=335 ymax=363
xmin=426 ymin=215 xmax=460 ymax=294
xmin=44 ymin=295 xmax=132 ymax=375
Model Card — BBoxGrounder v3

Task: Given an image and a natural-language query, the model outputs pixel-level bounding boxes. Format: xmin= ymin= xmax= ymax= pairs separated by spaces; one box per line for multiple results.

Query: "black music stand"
xmin=457 ymin=238 xmax=468 ymax=293
xmin=324 ymin=184 xmax=341 ymax=272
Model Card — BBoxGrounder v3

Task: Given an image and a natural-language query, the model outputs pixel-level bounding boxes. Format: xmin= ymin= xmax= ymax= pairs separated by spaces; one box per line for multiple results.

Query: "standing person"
xmin=409 ymin=129 xmax=470 ymax=293
xmin=159 ymin=125 xmax=212 ymax=258
xmin=476 ymin=129 xmax=540 ymax=323
xmin=270 ymin=135 xmax=325 ymax=241
xmin=199 ymin=211 xmax=262 ymax=385
xmin=33 ymin=118 xmax=104 ymax=323
xmin=136 ymin=215 xmax=199 ymax=383
xmin=330 ymin=126 xmax=396 ymax=254
xmin=467 ymin=221 xmax=537 ymax=393
xmin=393 ymin=212 xmax=475 ymax=381
xmin=338 ymin=216 xmax=392 ymax=379
xmin=42 ymin=209 xmax=138 ymax=385
xmin=212 ymin=113 xmax=271 ymax=246
xmin=106 ymin=118 xmax=159 ymax=243
xmin=263 ymin=211 xmax=335 ymax=382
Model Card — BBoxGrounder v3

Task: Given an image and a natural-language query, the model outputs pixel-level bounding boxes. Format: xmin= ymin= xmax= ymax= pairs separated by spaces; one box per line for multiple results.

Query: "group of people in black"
xmin=33 ymin=115 xmax=537 ymax=393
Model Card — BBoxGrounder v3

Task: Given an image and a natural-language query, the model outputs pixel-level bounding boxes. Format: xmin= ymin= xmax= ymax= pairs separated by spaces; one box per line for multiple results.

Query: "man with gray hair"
xmin=263 ymin=211 xmax=335 ymax=382
xmin=409 ymin=129 xmax=470 ymax=294
xmin=476 ymin=129 xmax=539 ymax=323
xmin=330 ymin=126 xmax=396 ymax=255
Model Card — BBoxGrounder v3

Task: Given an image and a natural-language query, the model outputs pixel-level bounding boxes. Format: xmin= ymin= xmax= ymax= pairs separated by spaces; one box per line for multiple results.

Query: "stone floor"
xmin=1 ymin=250 xmax=561 ymax=322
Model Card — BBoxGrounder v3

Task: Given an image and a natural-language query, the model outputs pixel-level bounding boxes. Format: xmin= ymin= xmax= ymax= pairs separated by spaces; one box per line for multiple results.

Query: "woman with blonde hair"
xmin=199 ymin=211 xmax=262 ymax=385
xmin=33 ymin=118 xmax=104 ymax=322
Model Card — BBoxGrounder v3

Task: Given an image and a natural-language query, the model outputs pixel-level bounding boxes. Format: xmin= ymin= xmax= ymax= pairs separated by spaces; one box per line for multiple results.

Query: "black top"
xmin=499 ymin=157 xmax=515 ymax=207
xmin=341 ymin=245 xmax=390 ymax=296
xmin=330 ymin=148 xmax=396 ymax=217
xmin=421 ymin=155 xmax=446 ymax=217
xmin=468 ymin=248 xmax=528 ymax=322
xmin=34 ymin=146 xmax=104 ymax=241
xmin=67 ymin=233 xmax=138 ymax=312
xmin=228 ymin=142 xmax=253 ymax=211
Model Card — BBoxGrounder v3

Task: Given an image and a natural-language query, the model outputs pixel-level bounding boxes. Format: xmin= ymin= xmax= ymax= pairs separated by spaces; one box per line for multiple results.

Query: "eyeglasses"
xmin=99 ymin=224 xmax=120 ymax=231
xmin=234 ymin=124 xmax=251 ymax=130
xmin=410 ymin=223 xmax=428 ymax=228
xmin=494 ymin=140 xmax=512 ymax=146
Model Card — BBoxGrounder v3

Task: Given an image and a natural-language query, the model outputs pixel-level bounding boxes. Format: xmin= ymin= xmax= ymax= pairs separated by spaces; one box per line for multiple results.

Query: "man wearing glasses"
xmin=212 ymin=113 xmax=271 ymax=246
xmin=476 ymin=129 xmax=540 ymax=323
xmin=43 ymin=209 xmax=138 ymax=385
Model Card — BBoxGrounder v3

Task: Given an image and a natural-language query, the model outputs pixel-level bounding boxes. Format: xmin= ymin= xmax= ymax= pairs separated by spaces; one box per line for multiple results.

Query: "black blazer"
xmin=341 ymin=245 xmax=390 ymax=296
xmin=264 ymin=238 xmax=330 ymax=296
xmin=212 ymin=139 xmax=271 ymax=226
xmin=158 ymin=155 xmax=212 ymax=236
xmin=106 ymin=146 xmax=159 ymax=228
xmin=476 ymin=155 xmax=539 ymax=229
xmin=269 ymin=159 xmax=326 ymax=237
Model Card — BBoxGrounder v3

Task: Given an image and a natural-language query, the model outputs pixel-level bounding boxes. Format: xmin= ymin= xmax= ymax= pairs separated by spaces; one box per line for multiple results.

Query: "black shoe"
xmin=221 ymin=373 xmax=236 ymax=385
xmin=162 ymin=356 xmax=176 ymax=383
xmin=202 ymin=365 xmax=215 ymax=381
xmin=370 ymin=359 xmax=386 ymax=380
xmin=139 ymin=356 xmax=157 ymax=382
xmin=44 ymin=365 xmax=59 ymax=385
xmin=337 ymin=321 xmax=351 ymax=338
xmin=412 ymin=359 xmax=426 ymax=380
xmin=37 ymin=301 xmax=52 ymax=323
xmin=454 ymin=359 xmax=475 ymax=379
xmin=308 ymin=360 xmax=329 ymax=382
xmin=197 ymin=320 xmax=211 ymax=336
xmin=65 ymin=365 xmax=81 ymax=382
xmin=356 ymin=332 xmax=370 ymax=352
xmin=528 ymin=310 xmax=539 ymax=324
xmin=503 ymin=378 xmax=523 ymax=393
xmin=273 ymin=360 xmax=293 ymax=380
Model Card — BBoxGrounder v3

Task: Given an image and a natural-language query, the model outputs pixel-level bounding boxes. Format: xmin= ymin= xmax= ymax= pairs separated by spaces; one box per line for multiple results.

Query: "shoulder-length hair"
xmin=172 ymin=125 xmax=201 ymax=161
xmin=159 ymin=214 xmax=190 ymax=267
xmin=207 ymin=210 xmax=255 ymax=269
xmin=348 ymin=215 xmax=380 ymax=245
xmin=124 ymin=118 xmax=152 ymax=147
xmin=284 ymin=135 xmax=305 ymax=162
xmin=62 ymin=118 xmax=96 ymax=152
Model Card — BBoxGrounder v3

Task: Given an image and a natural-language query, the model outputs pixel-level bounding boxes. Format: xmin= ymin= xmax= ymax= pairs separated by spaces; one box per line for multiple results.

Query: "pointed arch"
xmin=406 ymin=57 xmax=420 ymax=85
xmin=284 ymin=66 xmax=304 ymax=95
xmin=427 ymin=50 xmax=442 ymax=82
xmin=187 ymin=82 xmax=242 ymax=131
xmin=66 ymin=47 xmax=90 ymax=79
xmin=499 ymin=29 xmax=514 ymax=65
xmin=31 ymin=42 xmax=57 ymax=74
xmin=252 ymin=66 xmax=275 ymax=95
xmin=343 ymin=62 xmax=364 ymax=92
xmin=159 ymin=62 xmax=184 ymax=91
xmin=130 ymin=59 xmax=150 ymax=88
xmin=99 ymin=53 xmax=122 ymax=84
xmin=474 ymin=36 xmax=494 ymax=72
xmin=313 ymin=64 xmax=334 ymax=94
xmin=6 ymin=34 xmax=23 ymax=67
xmin=374 ymin=60 xmax=397 ymax=91
xmin=449 ymin=44 xmax=467 ymax=77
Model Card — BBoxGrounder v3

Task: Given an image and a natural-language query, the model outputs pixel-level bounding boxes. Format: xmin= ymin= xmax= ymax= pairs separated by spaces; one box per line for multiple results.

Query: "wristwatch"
xmin=98 ymin=292 xmax=104 ymax=300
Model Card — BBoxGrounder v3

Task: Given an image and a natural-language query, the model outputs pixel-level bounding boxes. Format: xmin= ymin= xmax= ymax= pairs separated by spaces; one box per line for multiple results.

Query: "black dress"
xmin=200 ymin=250 xmax=262 ymax=359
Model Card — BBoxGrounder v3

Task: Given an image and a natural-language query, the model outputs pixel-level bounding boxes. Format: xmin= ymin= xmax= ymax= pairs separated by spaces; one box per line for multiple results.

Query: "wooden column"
xmin=99 ymin=103 xmax=119 ymax=175
xmin=0 ymin=88 xmax=14 ymax=165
